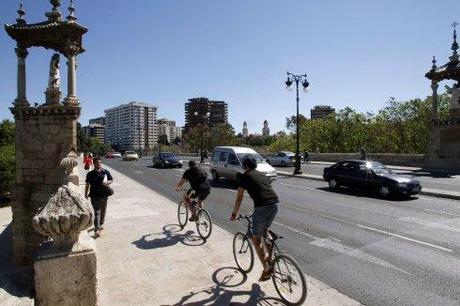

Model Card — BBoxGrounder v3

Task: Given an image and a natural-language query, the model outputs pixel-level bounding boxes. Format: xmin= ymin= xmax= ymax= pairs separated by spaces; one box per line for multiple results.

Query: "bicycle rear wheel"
xmin=233 ymin=232 xmax=254 ymax=273
xmin=177 ymin=201 xmax=188 ymax=228
xmin=272 ymin=254 xmax=307 ymax=306
xmin=196 ymin=209 xmax=212 ymax=240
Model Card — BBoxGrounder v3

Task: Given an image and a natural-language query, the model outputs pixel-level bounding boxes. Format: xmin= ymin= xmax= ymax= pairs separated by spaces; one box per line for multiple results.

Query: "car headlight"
xmin=179 ymin=160 xmax=183 ymax=164
xmin=267 ymin=171 xmax=276 ymax=176
xmin=398 ymin=183 xmax=408 ymax=188
xmin=165 ymin=160 xmax=169 ymax=163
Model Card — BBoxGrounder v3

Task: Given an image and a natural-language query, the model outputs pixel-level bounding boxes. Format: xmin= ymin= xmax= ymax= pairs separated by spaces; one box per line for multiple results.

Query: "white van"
xmin=210 ymin=146 xmax=277 ymax=182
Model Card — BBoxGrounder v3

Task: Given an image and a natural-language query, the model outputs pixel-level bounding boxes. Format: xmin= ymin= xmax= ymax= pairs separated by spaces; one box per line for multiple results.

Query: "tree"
xmin=0 ymin=120 xmax=15 ymax=194
xmin=285 ymin=114 xmax=307 ymax=133
xmin=158 ymin=134 xmax=170 ymax=146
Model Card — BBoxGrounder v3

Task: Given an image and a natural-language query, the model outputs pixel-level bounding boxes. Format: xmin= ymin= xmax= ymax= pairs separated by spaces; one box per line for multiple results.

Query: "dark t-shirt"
xmin=86 ymin=169 xmax=113 ymax=197
xmin=237 ymin=170 xmax=279 ymax=207
xmin=183 ymin=167 xmax=210 ymax=191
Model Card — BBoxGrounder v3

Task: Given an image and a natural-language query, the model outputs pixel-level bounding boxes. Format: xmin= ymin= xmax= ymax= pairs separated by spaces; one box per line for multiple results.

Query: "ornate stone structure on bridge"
xmin=4 ymin=2 xmax=96 ymax=303
xmin=425 ymin=23 xmax=460 ymax=170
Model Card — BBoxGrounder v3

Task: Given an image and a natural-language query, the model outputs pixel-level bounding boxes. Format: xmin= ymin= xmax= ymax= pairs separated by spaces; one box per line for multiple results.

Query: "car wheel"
xmin=379 ymin=185 xmax=391 ymax=198
xmin=211 ymin=170 xmax=219 ymax=182
xmin=178 ymin=164 xmax=182 ymax=168
xmin=161 ymin=161 xmax=166 ymax=168
xmin=280 ymin=161 xmax=287 ymax=167
xmin=328 ymin=178 xmax=339 ymax=190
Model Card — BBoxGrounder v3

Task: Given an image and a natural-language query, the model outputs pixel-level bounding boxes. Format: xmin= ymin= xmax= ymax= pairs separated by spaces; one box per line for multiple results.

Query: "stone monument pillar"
xmin=33 ymin=150 xmax=97 ymax=306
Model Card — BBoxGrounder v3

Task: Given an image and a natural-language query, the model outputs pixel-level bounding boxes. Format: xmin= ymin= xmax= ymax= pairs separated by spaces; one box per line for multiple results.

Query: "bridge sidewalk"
xmin=78 ymin=162 xmax=361 ymax=305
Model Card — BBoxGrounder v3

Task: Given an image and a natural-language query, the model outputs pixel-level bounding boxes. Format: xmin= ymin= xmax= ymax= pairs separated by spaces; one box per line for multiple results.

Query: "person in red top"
xmin=83 ymin=153 xmax=93 ymax=171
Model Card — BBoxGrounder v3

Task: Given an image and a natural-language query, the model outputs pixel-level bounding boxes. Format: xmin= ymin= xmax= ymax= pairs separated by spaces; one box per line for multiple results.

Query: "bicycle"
xmin=233 ymin=214 xmax=307 ymax=306
xmin=177 ymin=190 xmax=213 ymax=240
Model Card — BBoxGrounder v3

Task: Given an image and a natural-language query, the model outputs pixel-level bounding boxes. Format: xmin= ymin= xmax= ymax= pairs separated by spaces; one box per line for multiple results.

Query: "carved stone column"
xmin=431 ymin=81 xmax=439 ymax=121
xmin=14 ymin=47 xmax=29 ymax=107
xmin=64 ymin=45 xmax=79 ymax=106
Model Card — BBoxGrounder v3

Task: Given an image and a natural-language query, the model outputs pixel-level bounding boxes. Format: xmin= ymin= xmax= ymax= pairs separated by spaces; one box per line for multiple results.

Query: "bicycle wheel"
xmin=272 ymin=254 xmax=307 ymax=306
xmin=177 ymin=201 xmax=188 ymax=228
xmin=196 ymin=209 xmax=212 ymax=240
xmin=233 ymin=232 xmax=254 ymax=273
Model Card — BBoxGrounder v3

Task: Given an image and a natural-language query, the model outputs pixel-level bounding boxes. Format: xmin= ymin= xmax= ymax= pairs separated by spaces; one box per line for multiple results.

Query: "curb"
xmin=276 ymin=171 xmax=460 ymax=201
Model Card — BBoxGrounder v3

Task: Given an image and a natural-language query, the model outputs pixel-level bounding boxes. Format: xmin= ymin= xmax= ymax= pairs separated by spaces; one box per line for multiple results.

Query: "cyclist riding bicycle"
xmin=176 ymin=160 xmax=211 ymax=221
xmin=303 ymin=151 xmax=311 ymax=164
xmin=230 ymin=155 xmax=279 ymax=282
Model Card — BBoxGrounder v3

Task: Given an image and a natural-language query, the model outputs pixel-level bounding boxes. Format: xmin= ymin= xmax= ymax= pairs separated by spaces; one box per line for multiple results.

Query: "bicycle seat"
xmin=268 ymin=230 xmax=282 ymax=241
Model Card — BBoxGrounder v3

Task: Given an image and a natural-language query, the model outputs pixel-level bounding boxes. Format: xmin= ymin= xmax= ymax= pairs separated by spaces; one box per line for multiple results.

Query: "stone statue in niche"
xmin=48 ymin=53 xmax=60 ymax=88
xmin=445 ymin=83 xmax=460 ymax=109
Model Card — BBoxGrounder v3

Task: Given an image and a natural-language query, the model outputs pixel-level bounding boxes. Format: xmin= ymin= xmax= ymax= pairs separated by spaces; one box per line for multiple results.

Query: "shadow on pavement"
xmin=396 ymin=168 xmax=460 ymax=179
xmin=132 ymin=224 xmax=205 ymax=250
xmin=317 ymin=187 xmax=419 ymax=202
xmin=0 ymin=223 xmax=34 ymax=298
xmin=166 ymin=267 xmax=286 ymax=306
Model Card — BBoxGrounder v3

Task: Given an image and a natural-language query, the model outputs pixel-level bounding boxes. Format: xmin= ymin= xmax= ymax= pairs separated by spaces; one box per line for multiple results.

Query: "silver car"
xmin=265 ymin=151 xmax=296 ymax=167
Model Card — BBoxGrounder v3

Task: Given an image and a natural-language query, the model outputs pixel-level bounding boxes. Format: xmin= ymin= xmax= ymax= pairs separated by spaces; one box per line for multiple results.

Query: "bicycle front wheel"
xmin=233 ymin=232 xmax=254 ymax=273
xmin=196 ymin=209 xmax=212 ymax=240
xmin=272 ymin=254 xmax=307 ymax=306
xmin=177 ymin=201 xmax=188 ymax=228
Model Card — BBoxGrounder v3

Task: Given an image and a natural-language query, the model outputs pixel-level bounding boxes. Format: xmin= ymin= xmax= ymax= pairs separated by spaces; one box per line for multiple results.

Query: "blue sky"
xmin=1 ymin=0 xmax=459 ymax=134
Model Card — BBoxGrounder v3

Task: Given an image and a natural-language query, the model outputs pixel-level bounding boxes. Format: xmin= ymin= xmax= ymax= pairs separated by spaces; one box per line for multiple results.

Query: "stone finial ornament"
xmin=67 ymin=0 xmax=77 ymax=22
xmin=32 ymin=185 xmax=94 ymax=249
xmin=16 ymin=3 xmax=26 ymax=25
xmin=431 ymin=56 xmax=437 ymax=71
xmin=60 ymin=146 xmax=79 ymax=187
xmin=50 ymin=0 xmax=61 ymax=12
xmin=450 ymin=21 xmax=459 ymax=62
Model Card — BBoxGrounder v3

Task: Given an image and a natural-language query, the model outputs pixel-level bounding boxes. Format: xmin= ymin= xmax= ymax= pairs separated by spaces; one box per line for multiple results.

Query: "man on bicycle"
xmin=176 ymin=160 xmax=211 ymax=221
xmin=230 ymin=155 xmax=279 ymax=282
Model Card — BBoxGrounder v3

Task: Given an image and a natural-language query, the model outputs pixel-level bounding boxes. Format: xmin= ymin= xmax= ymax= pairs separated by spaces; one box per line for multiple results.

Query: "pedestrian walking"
xmin=83 ymin=153 xmax=93 ymax=171
xmin=85 ymin=157 xmax=113 ymax=238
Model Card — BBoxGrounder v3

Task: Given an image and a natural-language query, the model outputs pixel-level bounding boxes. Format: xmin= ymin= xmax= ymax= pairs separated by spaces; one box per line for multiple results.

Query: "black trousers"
xmin=90 ymin=196 xmax=108 ymax=230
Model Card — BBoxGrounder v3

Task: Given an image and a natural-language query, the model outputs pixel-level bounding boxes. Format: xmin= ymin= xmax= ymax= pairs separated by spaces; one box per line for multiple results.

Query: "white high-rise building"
xmin=105 ymin=101 xmax=158 ymax=151
xmin=157 ymin=118 xmax=181 ymax=143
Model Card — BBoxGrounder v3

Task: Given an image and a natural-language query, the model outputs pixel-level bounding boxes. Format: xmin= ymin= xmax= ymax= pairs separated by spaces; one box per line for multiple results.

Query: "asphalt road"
xmin=271 ymin=162 xmax=460 ymax=193
xmin=103 ymin=156 xmax=460 ymax=306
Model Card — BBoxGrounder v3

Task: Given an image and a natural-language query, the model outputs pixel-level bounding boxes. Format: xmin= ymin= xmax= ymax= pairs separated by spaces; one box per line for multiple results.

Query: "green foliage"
xmin=158 ymin=134 xmax=170 ymax=146
xmin=0 ymin=120 xmax=15 ymax=194
xmin=285 ymin=114 xmax=307 ymax=133
xmin=87 ymin=137 xmax=111 ymax=157
xmin=294 ymin=94 xmax=450 ymax=154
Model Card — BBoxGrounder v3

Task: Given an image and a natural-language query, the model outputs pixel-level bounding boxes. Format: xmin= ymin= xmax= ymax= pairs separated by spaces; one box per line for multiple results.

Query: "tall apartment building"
xmin=83 ymin=123 xmax=105 ymax=143
xmin=89 ymin=116 xmax=105 ymax=126
xmin=104 ymin=101 xmax=158 ymax=151
xmin=311 ymin=105 xmax=335 ymax=119
xmin=184 ymin=97 xmax=228 ymax=132
xmin=262 ymin=120 xmax=270 ymax=136
xmin=157 ymin=118 xmax=182 ymax=143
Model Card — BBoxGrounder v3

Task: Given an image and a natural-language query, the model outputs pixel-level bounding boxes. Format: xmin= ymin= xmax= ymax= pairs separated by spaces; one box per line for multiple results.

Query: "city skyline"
xmin=1 ymin=1 xmax=459 ymax=133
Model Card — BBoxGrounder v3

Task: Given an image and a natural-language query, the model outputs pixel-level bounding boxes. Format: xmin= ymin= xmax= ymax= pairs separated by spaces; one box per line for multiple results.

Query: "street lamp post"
xmin=285 ymin=71 xmax=309 ymax=175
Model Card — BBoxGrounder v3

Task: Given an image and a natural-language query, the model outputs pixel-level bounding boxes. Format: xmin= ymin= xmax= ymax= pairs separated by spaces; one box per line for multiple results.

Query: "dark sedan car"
xmin=323 ymin=160 xmax=421 ymax=198
xmin=152 ymin=152 xmax=183 ymax=168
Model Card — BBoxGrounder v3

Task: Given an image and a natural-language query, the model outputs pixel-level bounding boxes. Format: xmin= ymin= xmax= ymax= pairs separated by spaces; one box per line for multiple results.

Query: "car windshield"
xmin=161 ymin=153 xmax=176 ymax=158
xmin=367 ymin=162 xmax=392 ymax=175
xmin=237 ymin=153 xmax=265 ymax=164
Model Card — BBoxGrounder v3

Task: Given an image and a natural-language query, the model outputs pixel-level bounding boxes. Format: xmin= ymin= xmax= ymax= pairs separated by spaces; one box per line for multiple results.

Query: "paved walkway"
xmin=80 ymin=162 xmax=361 ymax=305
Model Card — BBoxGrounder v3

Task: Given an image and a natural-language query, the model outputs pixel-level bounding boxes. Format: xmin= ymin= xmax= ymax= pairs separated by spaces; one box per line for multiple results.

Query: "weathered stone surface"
xmin=32 ymin=186 xmax=93 ymax=249
xmin=35 ymin=233 xmax=97 ymax=306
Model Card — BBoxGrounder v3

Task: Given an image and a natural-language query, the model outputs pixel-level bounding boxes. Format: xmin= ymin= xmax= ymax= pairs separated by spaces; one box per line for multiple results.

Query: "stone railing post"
xmin=33 ymin=148 xmax=98 ymax=306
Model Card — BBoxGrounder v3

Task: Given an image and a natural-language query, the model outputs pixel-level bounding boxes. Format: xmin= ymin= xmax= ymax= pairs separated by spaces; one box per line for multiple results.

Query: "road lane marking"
xmin=423 ymin=208 xmax=460 ymax=218
xmin=273 ymin=221 xmax=410 ymax=274
xmin=355 ymin=224 xmax=453 ymax=253
xmin=397 ymin=217 xmax=460 ymax=233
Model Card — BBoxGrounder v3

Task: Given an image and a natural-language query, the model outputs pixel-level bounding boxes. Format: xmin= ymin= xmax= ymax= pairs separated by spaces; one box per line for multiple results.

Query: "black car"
xmin=152 ymin=152 xmax=183 ymax=168
xmin=323 ymin=160 xmax=421 ymax=198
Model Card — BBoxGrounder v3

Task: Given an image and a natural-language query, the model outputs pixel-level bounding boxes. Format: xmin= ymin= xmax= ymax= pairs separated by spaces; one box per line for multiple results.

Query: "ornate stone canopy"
xmin=426 ymin=22 xmax=460 ymax=82
xmin=5 ymin=20 xmax=87 ymax=56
